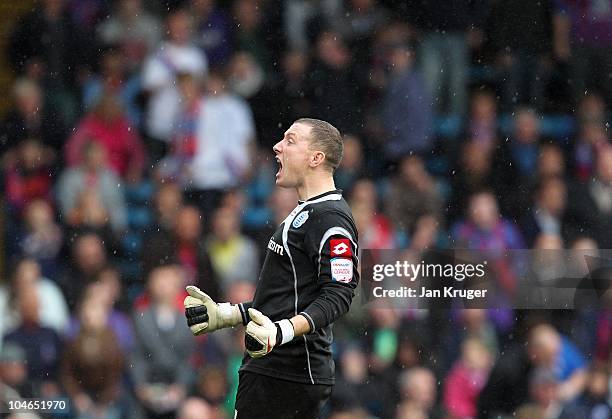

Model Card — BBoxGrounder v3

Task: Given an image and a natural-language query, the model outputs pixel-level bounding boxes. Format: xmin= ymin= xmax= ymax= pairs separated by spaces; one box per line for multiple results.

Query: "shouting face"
xmin=273 ymin=123 xmax=315 ymax=188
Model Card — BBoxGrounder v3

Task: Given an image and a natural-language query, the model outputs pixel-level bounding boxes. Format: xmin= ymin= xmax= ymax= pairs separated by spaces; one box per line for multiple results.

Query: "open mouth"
xmin=275 ymin=156 xmax=283 ymax=178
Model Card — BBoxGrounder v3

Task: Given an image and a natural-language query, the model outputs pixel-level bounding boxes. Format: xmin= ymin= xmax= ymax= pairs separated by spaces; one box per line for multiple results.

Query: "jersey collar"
xmin=298 ymin=189 xmax=343 ymax=204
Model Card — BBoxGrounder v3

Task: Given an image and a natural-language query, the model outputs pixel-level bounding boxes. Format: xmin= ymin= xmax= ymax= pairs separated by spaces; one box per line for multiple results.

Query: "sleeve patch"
xmin=331 ymin=258 xmax=353 ymax=283
xmin=330 ymin=238 xmax=352 ymax=257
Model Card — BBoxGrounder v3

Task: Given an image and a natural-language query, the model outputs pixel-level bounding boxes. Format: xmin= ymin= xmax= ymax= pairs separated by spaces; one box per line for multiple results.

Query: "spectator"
xmin=395 ymin=366 xmax=440 ymax=419
xmin=229 ymin=51 xmax=291 ymax=151
xmin=352 ymin=199 xmax=395 ymax=250
xmin=7 ymin=0 xmax=90 ymax=124
xmin=232 ymin=0 xmax=272 ymax=72
xmin=330 ymin=345 xmax=381 ymax=414
xmin=156 ymin=72 xmax=203 ymax=187
xmin=269 ymin=50 xmax=312 ymax=146
xmin=64 ymin=189 xmax=117 ymax=243
xmin=0 ymin=258 xmax=69 ymax=348
xmin=566 ymin=145 xmax=612 ymax=247
xmin=477 ymin=339 xmax=533 ymax=418
xmin=142 ymin=8 xmax=208 ymax=157
xmin=2 ymin=287 xmax=62 ymax=398
xmin=193 ymin=366 xmax=229 ymax=414
xmin=151 ymin=182 xmax=184 ymax=233
xmin=409 ymin=214 xmax=442 ymax=251
xmin=185 ymin=71 xmax=256 ymax=215
xmin=348 ymin=178 xmax=380 ymax=213
xmin=485 ymin=0 xmax=553 ymax=110
xmin=443 ymin=338 xmax=494 ymax=419
xmin=508 ymin=108 xmax=543 ymax=179
xmin=141 ymin=205 xmax=218 ymax=298
xmin=446 ymin=140 xmax=509 ymax=223
xmin=528 ymin=235 xmax=569 ymax=306
xmin=97 ymin=0 xmax=162 ymax=71
xmin=0 ymin=78 xmax=66 ymax=154
xmin=206 ymin=205 xmax=259 ymax=291
xmin=385 ymin=155 xmax=442 ymax=236
xmin=61 ymin=233 xmax=109 ymax=308
xmin=440 ymin=309 xmax=499 ymax=376
xmin=568 ymin=93 xmax=610 ymax=183
xmin=527 ymin=324 xmax=587 ymax=402
xmin=10 ymin=200 xmax=63 ymax=279
xmin=4 ymin=139 xmax=54 ymax=217
xmin=409 ymin=0 xmax=486 ymax=115
xmin=57 ymin=141 xmax=128 ymax=233
xmin=466 ymin=90 xmax=499 ymax=151
xmin=65 ymin=94 xmax=146 ymax=181
xmin=451 ymin=190 xmax=525 ymax=251
xmin=0 ymin=343 xmax=29 ymax=401
xmin=554 ymin=0 xmax=612 ymax=106
xmin=516 ymin=367 xmax=588 ymax=418
xmin=131 ymin=265 xmax=194 ymax=419
xmin=307 ymin=30 xmax=360 ymax=133
xmin=575 ymin=365 xmax=612 ymax=418
xmin=66 ymin=275 xmax=135 ymax=354
xmin=234 ymin=49 xmax=312 ymax=151
xmin=571 ymin=120 xmax=609 ymax=181
xmin=538 ymin=143 xmax=566 ymax=180
xmin=82 ymin=46 xmax=142 ymax=127
xmin=521 ymin=176 xmax=568 ymax=247
xmin=61 ymin=291 xmax=125 ymax=419
xmin=340 ymin=0 xmax=388 ymax=69
xmin=451 ymin=191 xmax=524 ymax=303
xmin=368 ymin=21 xmax=413 ymax=99
xmin=577 ymin=92 xmax=608 ymax=127
xmin=190 ymin=0 xmax=232 ymax=67
xmin=381 ymin=42 xmax=433 ymax=160
xmin=228 ymin=51 xmax=266 ymax=101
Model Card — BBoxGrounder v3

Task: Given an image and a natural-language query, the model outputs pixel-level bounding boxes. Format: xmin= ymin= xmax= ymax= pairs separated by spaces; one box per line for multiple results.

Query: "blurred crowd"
xmin=0 ymin=0 xmax=611 ymax=418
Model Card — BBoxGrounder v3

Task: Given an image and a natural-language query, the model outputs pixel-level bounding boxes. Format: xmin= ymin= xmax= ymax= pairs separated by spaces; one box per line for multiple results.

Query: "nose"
xmin=273 ymin=140 xmax=282 ymax=155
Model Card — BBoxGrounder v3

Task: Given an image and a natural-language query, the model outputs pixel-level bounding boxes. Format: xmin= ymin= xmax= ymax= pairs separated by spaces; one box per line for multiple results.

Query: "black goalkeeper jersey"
xmin=238 ymin=189 xmax=359 ymax=385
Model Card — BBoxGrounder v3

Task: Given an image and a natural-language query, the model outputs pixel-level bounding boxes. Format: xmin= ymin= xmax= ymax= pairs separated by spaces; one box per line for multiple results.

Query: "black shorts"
xmin=235 ymin=371 xmax=332 ymax=419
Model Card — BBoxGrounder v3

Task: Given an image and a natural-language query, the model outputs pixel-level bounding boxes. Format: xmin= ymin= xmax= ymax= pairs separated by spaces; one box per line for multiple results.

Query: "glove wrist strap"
xmin=275 ymin=319 xmax=295 ymax=345
xmin=218 ymin=303 xmax=242 ymax=327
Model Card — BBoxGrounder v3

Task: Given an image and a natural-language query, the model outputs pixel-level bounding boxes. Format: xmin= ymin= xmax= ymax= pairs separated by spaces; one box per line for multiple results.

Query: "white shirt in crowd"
xmin=0 ymin=278 xmax=69 ymax=351
xmin=142 ymin=41 xmax=208 ymax=141
xmin=189 ymin=93 xmax=255 ymax=190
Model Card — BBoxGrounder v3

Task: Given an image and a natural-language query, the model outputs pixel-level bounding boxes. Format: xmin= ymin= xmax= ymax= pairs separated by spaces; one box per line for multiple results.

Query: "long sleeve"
xmin=300 ymin=210 xmax=359 ymax=332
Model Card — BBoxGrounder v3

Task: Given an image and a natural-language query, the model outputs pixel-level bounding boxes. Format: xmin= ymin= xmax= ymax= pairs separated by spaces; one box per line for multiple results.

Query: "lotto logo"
xmin=330 ymin=239 xmax=351 ymax=257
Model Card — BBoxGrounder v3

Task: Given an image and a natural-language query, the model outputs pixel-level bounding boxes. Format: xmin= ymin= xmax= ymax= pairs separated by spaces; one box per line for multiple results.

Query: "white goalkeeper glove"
xmin=183 ymin=286 xmax=243 ymax=335
xmin=245 ymin=308 xmax=295 ymax=358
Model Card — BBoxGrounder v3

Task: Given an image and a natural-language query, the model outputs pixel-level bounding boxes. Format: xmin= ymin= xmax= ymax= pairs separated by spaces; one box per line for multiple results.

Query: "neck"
xmin=296 ymin=173 xmax=336 ymax=201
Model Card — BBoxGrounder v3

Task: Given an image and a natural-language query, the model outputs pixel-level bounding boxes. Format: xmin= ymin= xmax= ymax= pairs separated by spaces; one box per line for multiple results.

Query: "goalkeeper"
xmin=184 ymin=118 xmax=359 ymax=419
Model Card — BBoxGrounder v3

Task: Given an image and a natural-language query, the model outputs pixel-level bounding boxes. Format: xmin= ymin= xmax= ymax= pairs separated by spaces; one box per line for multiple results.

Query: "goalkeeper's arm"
xmin=184 ymin=285 xmax=252 ymax=335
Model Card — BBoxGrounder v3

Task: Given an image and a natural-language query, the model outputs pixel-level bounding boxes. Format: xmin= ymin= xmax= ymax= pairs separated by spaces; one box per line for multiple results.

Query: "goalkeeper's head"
xmin=272 ymin=118 xmax=343 ymax=189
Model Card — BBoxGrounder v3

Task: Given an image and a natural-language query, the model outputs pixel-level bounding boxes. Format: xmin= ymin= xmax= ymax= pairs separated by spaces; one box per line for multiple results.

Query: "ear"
xmin=310 ymin=151 xmax=326 ymax=168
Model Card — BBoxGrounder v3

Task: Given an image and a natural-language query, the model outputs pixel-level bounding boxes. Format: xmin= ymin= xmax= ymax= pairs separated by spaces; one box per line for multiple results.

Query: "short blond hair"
xmin=295 ymin=118 xmax=343 ymax=172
